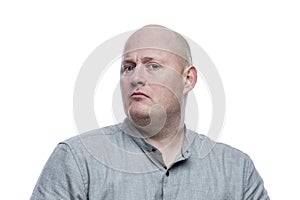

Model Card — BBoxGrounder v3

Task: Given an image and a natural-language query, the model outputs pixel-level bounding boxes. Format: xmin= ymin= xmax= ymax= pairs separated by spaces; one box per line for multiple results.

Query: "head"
xmin=120 ymin=25 xmax=197 ymax=134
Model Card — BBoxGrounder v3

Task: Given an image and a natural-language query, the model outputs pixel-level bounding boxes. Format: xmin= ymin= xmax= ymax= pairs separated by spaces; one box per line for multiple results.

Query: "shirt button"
xmin=166 ymin=171 xmax=169 ymax=177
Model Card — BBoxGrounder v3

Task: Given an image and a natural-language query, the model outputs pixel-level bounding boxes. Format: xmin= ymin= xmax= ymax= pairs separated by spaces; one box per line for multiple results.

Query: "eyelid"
xmin=145 ymin=62 xmax=162 ymax=69
xmin=121 ymin=64 xmax=136 ymax=74
xmin=121 ymin=62 xmax=135 ymax=68
xmin=122 ymin=61 xmax=135 ymax=66
xmin=121 ymin=61 xmax=162 ymax=74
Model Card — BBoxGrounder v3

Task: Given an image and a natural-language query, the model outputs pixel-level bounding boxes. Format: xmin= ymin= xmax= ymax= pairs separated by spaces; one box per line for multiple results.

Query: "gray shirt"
xmin=31 ymin=119 xmax=269 ymax=199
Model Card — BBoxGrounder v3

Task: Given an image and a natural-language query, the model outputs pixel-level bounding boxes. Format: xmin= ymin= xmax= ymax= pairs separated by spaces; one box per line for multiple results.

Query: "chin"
xmin=128 ymin=108 xmax=151 ymax=127
xmin=128 ymin=102 xmax=150 ymax=115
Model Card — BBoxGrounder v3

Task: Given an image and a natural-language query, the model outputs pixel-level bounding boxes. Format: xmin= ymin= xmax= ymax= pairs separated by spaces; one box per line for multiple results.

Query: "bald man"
xmin=31 ymin=25 xmax=269 ymax=200
xmin=120 ymin=25 xmax=197 ymax=167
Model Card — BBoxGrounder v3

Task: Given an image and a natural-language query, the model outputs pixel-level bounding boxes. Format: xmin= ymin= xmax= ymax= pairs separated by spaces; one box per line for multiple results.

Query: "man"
xmin=31 ymin=25 xmax=269 ymax=199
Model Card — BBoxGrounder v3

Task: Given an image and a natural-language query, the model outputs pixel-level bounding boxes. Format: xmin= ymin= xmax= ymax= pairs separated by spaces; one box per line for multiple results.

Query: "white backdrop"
xmin=1 ymin=1 xmax=299 ymax=199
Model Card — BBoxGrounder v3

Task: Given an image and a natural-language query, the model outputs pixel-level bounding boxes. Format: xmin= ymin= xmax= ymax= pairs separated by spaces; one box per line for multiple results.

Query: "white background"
xmin=1 ymin=0 xmax=299 ymax=199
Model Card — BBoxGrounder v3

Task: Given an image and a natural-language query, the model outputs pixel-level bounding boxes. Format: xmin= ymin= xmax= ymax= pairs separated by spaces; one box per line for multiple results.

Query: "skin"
xmin=120 ymin=25 xmax=197 ymax=167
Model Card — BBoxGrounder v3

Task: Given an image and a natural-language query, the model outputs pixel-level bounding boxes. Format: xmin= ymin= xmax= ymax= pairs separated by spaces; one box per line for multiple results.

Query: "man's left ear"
xmin=183 ymin=66 xmax=197 ymax=94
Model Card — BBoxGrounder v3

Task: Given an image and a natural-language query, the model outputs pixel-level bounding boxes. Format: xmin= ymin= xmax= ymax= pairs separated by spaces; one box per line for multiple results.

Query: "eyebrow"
xmin=141 ymin=57 xmax=155 ymax=63
xmin=122 ymin=56 xmax=157 ymax=65
xmin=121 ymin=59 xmax=135 ymax=65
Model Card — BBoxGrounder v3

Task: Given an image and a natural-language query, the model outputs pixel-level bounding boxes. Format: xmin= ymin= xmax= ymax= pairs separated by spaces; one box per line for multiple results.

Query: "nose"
xmin=129 ymin=65 xmax=146 ymax=86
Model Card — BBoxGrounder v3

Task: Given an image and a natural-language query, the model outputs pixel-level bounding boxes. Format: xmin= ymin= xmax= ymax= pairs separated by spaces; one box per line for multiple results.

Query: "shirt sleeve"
xmin=243 ymin=157 xmax=270 ymax=200
xmin=30 ymin=143 xmax=87 ymax=200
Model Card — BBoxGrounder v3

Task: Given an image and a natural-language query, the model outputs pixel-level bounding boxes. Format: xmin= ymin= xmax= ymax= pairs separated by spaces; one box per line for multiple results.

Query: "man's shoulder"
xmin=57 ymin=123 xmax=125 ymax=156
xmin=189 ymin=132 xmax=254 ymax=177
xmin=213 ymin=139 xmax=250 ymax=159
xmin=190 ymin=131 xmax=251 ymax=162
xmin=63 ymin=123 xmax=123 ymax=144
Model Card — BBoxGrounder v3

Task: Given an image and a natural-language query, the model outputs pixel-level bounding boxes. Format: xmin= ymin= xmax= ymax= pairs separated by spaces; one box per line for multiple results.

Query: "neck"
xmin=137 ymin=112 xmax=186 ymax=167
xmin=145 ymin=118 xmax=185 ymax=149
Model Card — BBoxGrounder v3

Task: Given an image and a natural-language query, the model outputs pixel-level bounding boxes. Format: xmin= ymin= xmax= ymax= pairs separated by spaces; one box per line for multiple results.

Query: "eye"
xmin=145 ymin=63 xmax=161 ymax=71
xmin=121 ymin=64 xmax=135 ymax=73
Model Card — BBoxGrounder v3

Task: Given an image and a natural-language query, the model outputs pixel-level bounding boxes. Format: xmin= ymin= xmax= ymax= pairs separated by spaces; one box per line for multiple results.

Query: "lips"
xmin=130 ymin=91 xmax=150 ymax=99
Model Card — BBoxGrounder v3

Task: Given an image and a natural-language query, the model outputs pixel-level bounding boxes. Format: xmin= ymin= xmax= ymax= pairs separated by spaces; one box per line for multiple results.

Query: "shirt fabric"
xmin=31 ymin=118 xmax=269 ymax=200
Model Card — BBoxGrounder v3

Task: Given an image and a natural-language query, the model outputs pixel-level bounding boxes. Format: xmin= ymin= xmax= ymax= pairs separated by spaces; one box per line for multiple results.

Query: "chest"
xmin=86 ymin=162 xmax=243 ymax=200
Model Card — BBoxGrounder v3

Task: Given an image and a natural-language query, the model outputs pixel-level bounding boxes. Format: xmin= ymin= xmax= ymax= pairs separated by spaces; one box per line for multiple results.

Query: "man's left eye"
xmin=146 ymin=63 xmax=161 ymax=70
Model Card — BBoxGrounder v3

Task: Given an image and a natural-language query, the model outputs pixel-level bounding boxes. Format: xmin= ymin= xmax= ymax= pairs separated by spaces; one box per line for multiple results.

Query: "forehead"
xmin=122 ymin=49 xmax=180 ymax=64
xmin=123 ymin=26 xmax=192 ymax=65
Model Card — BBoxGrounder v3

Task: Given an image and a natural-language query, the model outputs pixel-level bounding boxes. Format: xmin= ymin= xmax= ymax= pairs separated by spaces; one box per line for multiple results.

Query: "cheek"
xmin=152 ymin=71 xmax=184 ymax=96
xmin=152 ymin=78 xmax=184 ymax=98
xmin=120 ymin=79 xmax=129 ymax=93
xmin=151 ymin=84 xmax=182 ymax=105
xmin=120 ymin=84 xmax=129 ymax=106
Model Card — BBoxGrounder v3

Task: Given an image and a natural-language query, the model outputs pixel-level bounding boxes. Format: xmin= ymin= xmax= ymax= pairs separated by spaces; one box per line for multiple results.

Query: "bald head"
xmin=123 ymin=25 xmax=192 ymax=67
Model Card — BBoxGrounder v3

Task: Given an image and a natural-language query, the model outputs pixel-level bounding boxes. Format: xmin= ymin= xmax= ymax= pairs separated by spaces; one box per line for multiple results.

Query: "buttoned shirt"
xmin=31 ymin=118 xmax=269 ymax=199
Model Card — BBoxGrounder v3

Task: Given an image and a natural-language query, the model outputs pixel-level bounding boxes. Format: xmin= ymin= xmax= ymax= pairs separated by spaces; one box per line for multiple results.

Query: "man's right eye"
xmin=122 ymin=65 xmax=135 ymax=73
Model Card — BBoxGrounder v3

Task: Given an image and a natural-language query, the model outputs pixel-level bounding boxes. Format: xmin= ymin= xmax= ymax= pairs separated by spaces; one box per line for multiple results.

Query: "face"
xmin=120 ymin=48 xmax=187 ymax=127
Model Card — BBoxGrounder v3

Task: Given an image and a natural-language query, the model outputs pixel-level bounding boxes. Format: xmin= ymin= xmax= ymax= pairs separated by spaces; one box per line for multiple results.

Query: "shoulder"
xmin=53 ymin=123 xmax=125 ymax=162
xmin=212 ymin=139 xmax=251 ymax=161
xmin=190 ymin=132 xmax=257 ymax=181
xmin=190 ymin=131 xmax=252 ymax=165
xmin=62 ymin=123 xmax=123 ymax=147
xmin=187 ymin=131 xmax=270 ymax=199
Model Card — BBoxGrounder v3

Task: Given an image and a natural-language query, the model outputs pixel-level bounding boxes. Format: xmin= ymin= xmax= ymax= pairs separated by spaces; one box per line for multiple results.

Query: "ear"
xmin=183 ymin=66 xmax=197 ymax=94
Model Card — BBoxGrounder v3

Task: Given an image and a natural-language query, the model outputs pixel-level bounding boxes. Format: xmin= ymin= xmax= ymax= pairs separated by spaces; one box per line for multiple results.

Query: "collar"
xmin=119 ymin=118 xmax=198 ymax=159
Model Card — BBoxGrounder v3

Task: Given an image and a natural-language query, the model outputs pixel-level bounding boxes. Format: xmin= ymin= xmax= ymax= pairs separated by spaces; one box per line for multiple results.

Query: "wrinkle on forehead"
xmin=123 ymin=25 xmax=192 ymax=66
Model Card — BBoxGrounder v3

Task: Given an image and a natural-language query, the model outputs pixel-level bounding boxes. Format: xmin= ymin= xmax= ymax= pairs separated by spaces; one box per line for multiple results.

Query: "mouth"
xmin=130 ymin=91 xmax=150 ymax=99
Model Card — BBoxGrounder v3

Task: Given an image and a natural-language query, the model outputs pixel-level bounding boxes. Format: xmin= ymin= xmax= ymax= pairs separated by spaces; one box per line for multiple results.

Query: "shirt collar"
xmin=119 ymin=118 xmax=155 ymax=152
xmin=119 ymin=118 xmax=198 ymax=158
